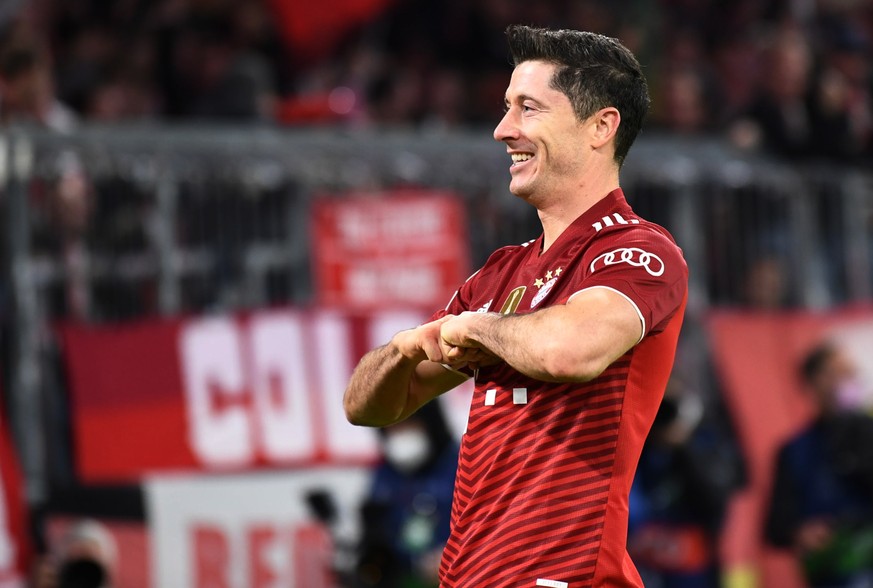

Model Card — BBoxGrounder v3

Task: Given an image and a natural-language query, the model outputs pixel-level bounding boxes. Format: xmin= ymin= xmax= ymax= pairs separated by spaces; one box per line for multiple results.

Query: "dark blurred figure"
xmin=0 ymin=36 xmax=76 ymax=130
xmin=731 ymin=27 xmax=815 ymax=158
xmin=0 ymin=30 xmax=93 ymax=319
xmin=730 ymin=26 xmax=860 ymax=162
xmin=740 ymin=255 xmax=792 ymax=310
xmin=765 ymin=343 xmax=873 ymax=588
xmin=354 ymin=401 xmax=458 ymax=588
xmin=650 ymin=65 xmax=715 ymax=135
xmin=815 ymin=17 xmax=872 ymax=159
xmin=33 ymin=519 xmax=117 ymax=588
xmin=629 ymin=375 xmax=745 ymax=588
xmin=156 ymin=8 xmax=277 ymax=121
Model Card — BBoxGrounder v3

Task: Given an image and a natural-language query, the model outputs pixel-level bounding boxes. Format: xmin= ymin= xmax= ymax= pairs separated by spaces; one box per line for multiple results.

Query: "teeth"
xmin=511 ymin=153 xmax=533 ymax=163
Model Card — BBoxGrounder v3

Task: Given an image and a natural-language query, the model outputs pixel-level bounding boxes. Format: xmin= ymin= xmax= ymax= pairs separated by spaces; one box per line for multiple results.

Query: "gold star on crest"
xmin=555 ymin=267 xmax=563 ymax=276
xmin=545 ymin=270 xmax=553 ymax=280
xmin=534 ymin=277 xmax=545 ymax=288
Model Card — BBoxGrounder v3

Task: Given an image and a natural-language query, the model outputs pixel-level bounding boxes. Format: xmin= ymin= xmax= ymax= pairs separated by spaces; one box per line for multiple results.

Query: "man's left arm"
xmin=440 ymin=286 xmax=641 ymax=382
xmin=440 ymin=228 xmax=688 ymax=383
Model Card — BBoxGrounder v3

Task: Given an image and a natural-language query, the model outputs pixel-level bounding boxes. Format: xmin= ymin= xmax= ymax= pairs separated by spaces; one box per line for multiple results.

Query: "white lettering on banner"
xmin=190 ymin=522 xmax=334 ymax=588
xmin=347 ymin=265 xmax=441 ymax=304
xmin=589 ymin=247 xmax=665 ymax=277
xmin=338 ymin=204 xmax=447 ymax=248
xmin=248 ymin=313 xmax=316 ymax=461
xmin=147 ymin=468 xmax=370 ymax=588
xmin=179 ymin=312 xmax=382 ymax=468
xmin=180 ymin=318 xmax=254 ymax=467
xmin=315 ymin=312 xmax=379 ymax=460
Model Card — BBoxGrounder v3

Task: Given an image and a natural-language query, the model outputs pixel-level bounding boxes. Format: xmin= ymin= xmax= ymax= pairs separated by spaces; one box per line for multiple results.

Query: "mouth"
xmin=510 ymin=152 xmax=534 ymax=167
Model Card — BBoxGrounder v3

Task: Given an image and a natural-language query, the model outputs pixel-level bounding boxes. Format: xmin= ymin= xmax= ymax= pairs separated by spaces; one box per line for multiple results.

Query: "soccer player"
xmin=345 ymin=25 xmax=688 ymax=587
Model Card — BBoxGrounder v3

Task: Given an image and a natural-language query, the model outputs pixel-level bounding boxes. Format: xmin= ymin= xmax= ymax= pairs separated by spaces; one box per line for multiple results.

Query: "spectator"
xmin=629 ymin=374 xmax=745 ymax=588
xmin=730 ymin=23 xmax=865 ymax=162
xmin=765 ymin=342 xmax=873 ymax=588
xmin=650 ymin=65 xmax=715 ymax=134
xmin=740 ymin=255 xmax=792 ymax=310
xmin=159 ymin=12 xmax=277 ymax=121
xmin=0 ymin=36 xmax=76 ymax=131
xmin=731 ymin=27 xmax=816 ymax=159
xmin=354 ymin=401 xmax=458 ymax=588
xmin=33 ymin=519 xmax=118 ymax=588
xmin=815 ymin=18 xmax=872 ymax=159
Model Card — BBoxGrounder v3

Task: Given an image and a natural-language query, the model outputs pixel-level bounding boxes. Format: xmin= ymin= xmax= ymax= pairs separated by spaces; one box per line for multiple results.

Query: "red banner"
xmin=311 ymin=190 xmax=469 ymax=310
xmin=0 ymin=376 xmax=31 ymax=585
xmin=60 ymin=309 xmax=473 ymax=484
xmin=708 ymin=307 xmax=873 ymax=586
xmin=60 ymin=310 xmax=430 ymax=483
xmin=268 ymin=0 xmax=396 ymax=62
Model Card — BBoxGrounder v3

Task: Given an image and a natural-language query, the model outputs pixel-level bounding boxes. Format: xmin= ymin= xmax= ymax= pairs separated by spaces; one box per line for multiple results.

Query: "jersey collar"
xmin=577 ymin=188 xmax=631 ymax=232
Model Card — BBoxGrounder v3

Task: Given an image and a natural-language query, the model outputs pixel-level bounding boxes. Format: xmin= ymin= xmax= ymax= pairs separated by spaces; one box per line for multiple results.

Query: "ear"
xmin=589 ymin=107 xmax=621 ymax=150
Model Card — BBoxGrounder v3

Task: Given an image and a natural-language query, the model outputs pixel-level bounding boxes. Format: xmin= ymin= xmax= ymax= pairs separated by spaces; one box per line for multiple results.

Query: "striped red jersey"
xmin=433 ymin=189 xmax=688 ymax=587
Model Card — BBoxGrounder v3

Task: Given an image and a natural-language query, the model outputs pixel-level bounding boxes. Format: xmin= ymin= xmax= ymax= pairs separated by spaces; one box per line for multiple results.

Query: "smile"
xmin=511 ymin=153 xmax=534 ymax=166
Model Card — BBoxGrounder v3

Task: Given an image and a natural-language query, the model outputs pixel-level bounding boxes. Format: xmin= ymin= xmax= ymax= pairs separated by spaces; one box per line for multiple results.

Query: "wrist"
xmin=468 ymin=312 xmax=501 ymax=346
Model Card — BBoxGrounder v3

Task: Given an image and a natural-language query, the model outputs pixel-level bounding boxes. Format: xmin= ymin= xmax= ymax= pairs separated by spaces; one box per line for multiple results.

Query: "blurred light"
xmin=328 ymin=87 xmax=356 ymax=115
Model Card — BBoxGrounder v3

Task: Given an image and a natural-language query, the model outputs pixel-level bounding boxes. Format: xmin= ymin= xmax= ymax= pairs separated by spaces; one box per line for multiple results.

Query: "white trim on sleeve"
xmin=440 ymin=363 xmax=472 ymax=379
xmin=567 ymin=285 xmax=645 ymax=344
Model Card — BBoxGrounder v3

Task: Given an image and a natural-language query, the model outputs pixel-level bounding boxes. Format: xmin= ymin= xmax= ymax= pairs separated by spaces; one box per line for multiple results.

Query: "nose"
xmin=493 ymin=109 xmax=519 ymax=143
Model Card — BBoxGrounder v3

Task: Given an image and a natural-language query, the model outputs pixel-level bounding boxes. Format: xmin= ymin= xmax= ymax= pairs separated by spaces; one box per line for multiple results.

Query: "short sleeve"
xmin=429 ymin=269 xmax=481 ymax=322
xmin=569 ymin=226 xmax=688 ymax=337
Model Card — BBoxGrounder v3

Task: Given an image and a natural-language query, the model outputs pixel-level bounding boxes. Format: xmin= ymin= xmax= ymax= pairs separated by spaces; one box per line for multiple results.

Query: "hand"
xmin=794 ymin=519 xmax=833 ymax=554
xmin=440 ymin=312 xmax=501 ymax=370
xmin=31 ymin=555 xmax=58 ymax=588
xmin=392 ymin=315 xmax=456 ymax=364
xmin=416 ymin=547 xmax=444 ymax=583
xmin=444 ymin=345 xmax=500 ymax=371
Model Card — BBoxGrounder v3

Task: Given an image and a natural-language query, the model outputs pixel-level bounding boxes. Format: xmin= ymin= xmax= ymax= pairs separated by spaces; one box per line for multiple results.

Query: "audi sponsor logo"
xmin=589 ymin=247 xmax=665 ymax=276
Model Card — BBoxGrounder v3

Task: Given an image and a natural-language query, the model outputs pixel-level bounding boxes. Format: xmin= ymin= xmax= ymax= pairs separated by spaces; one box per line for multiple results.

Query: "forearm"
xmin=343 ymin=342 xmax=420 ymax=427
xmin=443 ymin=289 xmax=641 ymax=382
xmin=462 ymin=310 xmax=591 ymax=382
xmin=344 ymin=320 xmax=468 ymax=427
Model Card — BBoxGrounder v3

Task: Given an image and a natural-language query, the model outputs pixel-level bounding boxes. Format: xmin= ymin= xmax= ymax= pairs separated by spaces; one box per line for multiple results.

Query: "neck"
xmin=537 ymin=166 xmax=620 ymax=252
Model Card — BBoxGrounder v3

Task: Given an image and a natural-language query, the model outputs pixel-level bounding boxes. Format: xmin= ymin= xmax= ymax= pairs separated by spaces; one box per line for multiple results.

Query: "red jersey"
xmin=434 ymin=189 xmax=688 ymax=587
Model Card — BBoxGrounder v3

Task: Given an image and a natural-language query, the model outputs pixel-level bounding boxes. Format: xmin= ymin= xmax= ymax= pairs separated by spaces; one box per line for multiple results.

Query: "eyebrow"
xmin=504 ymin=94 xmax=548 ymax=108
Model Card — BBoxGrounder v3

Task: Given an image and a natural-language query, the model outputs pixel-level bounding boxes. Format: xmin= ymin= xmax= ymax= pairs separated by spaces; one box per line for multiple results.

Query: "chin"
xmin=509 ymin=183 xmax=538 ymax=203
xmin=509 ymin=179 xmax=532 ymax=198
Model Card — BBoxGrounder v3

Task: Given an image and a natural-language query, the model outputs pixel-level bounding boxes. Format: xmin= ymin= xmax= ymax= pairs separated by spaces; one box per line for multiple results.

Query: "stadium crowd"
xmin=0 ymin=0 xmax=870 ymax=163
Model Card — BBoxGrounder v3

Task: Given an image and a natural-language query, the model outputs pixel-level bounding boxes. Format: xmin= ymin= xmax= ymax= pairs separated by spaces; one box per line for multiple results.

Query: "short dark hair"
xmin=505 ymin=25 xmax=650 ymax=167
xmin=0 ymin=46 xmax=39 ymax=80
xmin=799 ymin=342 xmax=837 ymax=385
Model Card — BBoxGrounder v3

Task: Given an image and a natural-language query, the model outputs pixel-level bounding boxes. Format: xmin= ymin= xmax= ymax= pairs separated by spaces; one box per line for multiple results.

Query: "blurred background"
xmin=1 ymin=0 xmax=873 ymax=586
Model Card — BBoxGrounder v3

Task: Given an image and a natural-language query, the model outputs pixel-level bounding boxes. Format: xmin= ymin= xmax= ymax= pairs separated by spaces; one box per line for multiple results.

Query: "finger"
xmin=446 ymin=345 xmax=466 ymax=360
xmin=421 ymin=339 xmax=444 ymax=362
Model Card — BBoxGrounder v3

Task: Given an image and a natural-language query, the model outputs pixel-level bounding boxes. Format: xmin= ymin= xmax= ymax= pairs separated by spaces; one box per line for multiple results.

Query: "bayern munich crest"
xmin=531 ymin=277 xmax=557 ymax=308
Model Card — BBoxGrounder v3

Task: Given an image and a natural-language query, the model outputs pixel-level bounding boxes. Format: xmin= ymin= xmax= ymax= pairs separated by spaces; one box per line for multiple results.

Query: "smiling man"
xmin=345 ymin=25 xmax=688 ymax=587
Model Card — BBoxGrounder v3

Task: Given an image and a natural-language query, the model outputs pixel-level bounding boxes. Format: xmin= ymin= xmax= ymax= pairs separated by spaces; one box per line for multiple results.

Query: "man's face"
xmin=812 ymin=349 xmax=857 ymax=412
xmin=493 ymin=60 xmax=591 ymax=202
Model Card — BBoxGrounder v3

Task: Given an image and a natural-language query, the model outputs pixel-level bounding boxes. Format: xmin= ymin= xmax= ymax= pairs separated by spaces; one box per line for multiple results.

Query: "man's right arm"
xmin=343 ymin=316 xmax=470 ymax=428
